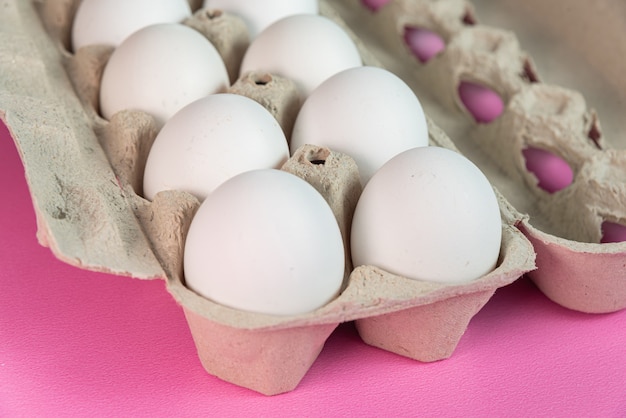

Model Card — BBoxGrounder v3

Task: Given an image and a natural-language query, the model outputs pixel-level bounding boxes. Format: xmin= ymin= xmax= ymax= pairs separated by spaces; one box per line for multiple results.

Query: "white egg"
xmin=99 ymin=23 xmax=229 ymax=128
xmin=351 ymin=146 xmax=502 ymax=284
xmin=184 ymin=169 xmax=345 ymax=316
xmin=143 ymin=93 xmax=289 ymax=201
xmin=239 ymin=14 xmax=362 ymax=98
xmin=71 ymin=0 xmax=191 ymax=50
xmin=290 ymin=66 xmax=429 ymax=185
xmin=202 ymin=0 xmax=318 ymax=38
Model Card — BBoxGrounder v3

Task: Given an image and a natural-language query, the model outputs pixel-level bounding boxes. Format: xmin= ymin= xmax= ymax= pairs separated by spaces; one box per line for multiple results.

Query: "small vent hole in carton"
xmin=601 ymin=221 xmax=626 ymax=243
xmin=587 ymin=113 xmax=603 ymax=149
xmin=403 ymin=26 xmax=446 ymax=63
xmin=253 ymin=73 xmax=273 ymax=86
xmin=306 ymin=148 xmax=329 ymax=165
xmin=522 ymin=146 xmax=574 ymax=193
xmin=203 ymin=9 xmax=223 ymax=19
xmin=462 ymin=8 xmax=477 ymax=26
xmin=457 ymin=80 xmax=504 ymax=123
xmin=520 ymin=58 xmax=539 ymax=83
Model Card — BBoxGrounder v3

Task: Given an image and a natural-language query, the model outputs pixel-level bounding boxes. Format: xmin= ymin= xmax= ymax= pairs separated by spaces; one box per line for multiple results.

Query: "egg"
xmin=143 ymin=93 xmax=289 ymax=201
xmin=290 ymin=66 xmax=429 ymax=184
xmin=202 ymin=0 xmax=318 ymax=38
xmin=351 ymin=146 xmax=502 ymax=284
xmin=239 ymin=14 xmax=362 ymax=98
xmin=184 ymin=169 xmax=345 ymax=316
xmin=99 ymin=23 xmax=229 ymax=128
xmin=458 ymin=81 xmax=504 ymax=123
xmin=71 ymin=0 xmax=191 ymax=51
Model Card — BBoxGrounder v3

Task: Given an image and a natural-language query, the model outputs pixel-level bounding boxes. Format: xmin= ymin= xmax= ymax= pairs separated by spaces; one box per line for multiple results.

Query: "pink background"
xmin=1 ymin=120 xmax=625 ymax=417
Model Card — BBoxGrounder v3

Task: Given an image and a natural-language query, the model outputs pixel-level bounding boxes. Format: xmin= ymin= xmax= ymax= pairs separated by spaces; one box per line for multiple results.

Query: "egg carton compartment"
xmin=329 ymin=0 xmax=626 ymax=314
xmin=1 ymin=0 xmax=535 ymax=395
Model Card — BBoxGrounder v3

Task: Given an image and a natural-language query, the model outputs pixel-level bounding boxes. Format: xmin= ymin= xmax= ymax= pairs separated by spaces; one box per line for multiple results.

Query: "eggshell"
xmin=71 ymin=0 xmax=191 ymax=50
xmin=351 ymin=146 xmax=502 ymax=284
xmin=99 ymin=23 xmax=229 ymax=127
xmin=290 ymin=66 xmax=429 ymax=184
xmin=202 ymin=0 xmax=318 ymax=38
xmin=143 ymin=94 xmax=289 ymax=201
xmin=239 ymin=14 xmax=362 ymax=98
xmin=183 ymin=169 xmax=345 ymax=316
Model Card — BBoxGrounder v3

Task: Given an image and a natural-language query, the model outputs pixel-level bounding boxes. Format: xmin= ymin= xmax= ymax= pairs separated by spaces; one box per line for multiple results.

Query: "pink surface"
xmin=522 ymin=146 xmax=574 ymax=194
xmin=1 ymin=120 xmax=626 ymax=417
xmin=458 ymin=81 xmax=504 ymax=123
xmin=360 ymin=0 xmax=392 ymax=12
xmin=601 ymin=221 xmax=626 ymax=244
xmin=404 ymin=27 xmax=446 ymax=63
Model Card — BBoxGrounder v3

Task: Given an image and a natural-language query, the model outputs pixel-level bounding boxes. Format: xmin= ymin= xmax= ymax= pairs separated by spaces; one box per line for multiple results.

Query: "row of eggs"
xmin=73 ymin=0 xmax=502 ymax=316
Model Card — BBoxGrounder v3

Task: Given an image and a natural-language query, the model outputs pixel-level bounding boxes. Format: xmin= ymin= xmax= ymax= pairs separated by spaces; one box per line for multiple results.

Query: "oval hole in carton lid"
xmin=458 ymin=80 xmax=504 ymax=123
xmin=522 ymin=146 xmax=574 ymax=193
xmin=601 ymin=221 xmax=626 ymax=243
xmin=403 ymin=26 xmax=446 ymax=63
xmin=360 ymin=0 xmax=392 ymax=12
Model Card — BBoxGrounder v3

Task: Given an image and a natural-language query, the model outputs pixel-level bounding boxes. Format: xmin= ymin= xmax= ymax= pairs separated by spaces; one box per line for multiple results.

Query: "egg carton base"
xmin=356 ymin=288 xmax=495 ymax=362
xmin=184 ymin=307 xmax=338 ymax=396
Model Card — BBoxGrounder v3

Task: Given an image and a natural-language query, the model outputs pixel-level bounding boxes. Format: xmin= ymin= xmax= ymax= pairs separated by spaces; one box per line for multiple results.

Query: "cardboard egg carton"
xmin=1 ymin=0 xmax=535 ymax=395
xmin=330 ymin=0 xmax=626 ymax=314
